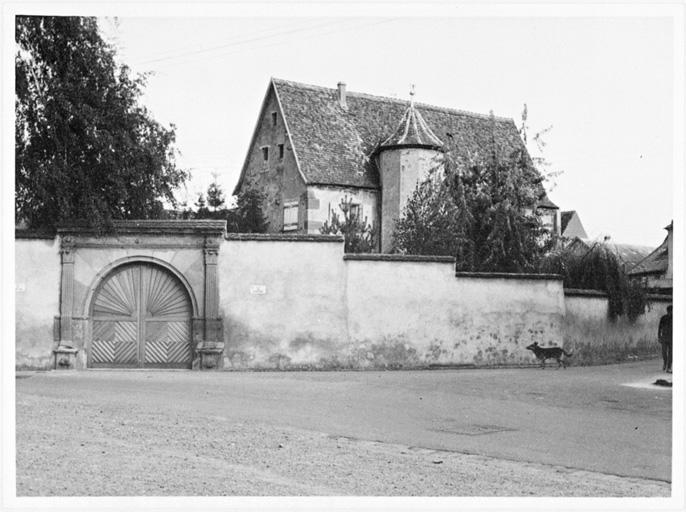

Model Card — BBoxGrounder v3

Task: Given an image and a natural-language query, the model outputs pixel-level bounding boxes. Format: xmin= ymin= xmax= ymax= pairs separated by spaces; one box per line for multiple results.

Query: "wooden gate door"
xmin=90 ymin=263 xmax=192 ymax=368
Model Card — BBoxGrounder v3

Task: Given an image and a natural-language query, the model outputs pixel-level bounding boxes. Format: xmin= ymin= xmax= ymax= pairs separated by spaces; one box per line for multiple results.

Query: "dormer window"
xmin=271 ymin=112 xmax=277 ymax=127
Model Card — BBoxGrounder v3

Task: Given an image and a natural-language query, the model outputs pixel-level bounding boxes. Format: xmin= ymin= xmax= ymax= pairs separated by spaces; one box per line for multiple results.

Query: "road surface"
xmin=15 ymin=359 xmax=671 ymax=496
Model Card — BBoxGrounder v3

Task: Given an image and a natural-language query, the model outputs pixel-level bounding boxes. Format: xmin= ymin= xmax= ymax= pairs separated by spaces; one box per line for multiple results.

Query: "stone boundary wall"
xmin=218 ymin=238 xmax=565 ymax=370
xmin=563 ymin=289 xmax=671 ymax=365
xmin=15 ymin=236 xmax=61 ymax=369
xmin=344 ymin=257 xmax=564 ymax=369
xmin=15 ymin=233 xmax=672 ymax=370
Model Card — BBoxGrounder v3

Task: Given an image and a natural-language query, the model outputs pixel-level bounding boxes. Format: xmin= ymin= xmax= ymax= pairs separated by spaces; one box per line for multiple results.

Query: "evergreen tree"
xmin=392 ymin=171 xmax=458 ymax=255
xmin=321 ymin=197 xmax=377 ymax=253
xmin=194 ymin=192 xmax=209 ymax=218
xmin=231 ymin=188 xmax=268 ymax=233
xmin=393 ymin=114 xmax=553 ymax=272
xmin=15 ymin=16 xmax=186 ymax=231
xmin=206 ymin=182 xmax=225 ymax=211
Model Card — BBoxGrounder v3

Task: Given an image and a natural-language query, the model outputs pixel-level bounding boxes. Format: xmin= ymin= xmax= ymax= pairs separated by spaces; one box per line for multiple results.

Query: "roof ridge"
xmin=271 ymin=77 xmax=515 ymax=123
xmin=606 ymin=242 xmax=655 ymax=250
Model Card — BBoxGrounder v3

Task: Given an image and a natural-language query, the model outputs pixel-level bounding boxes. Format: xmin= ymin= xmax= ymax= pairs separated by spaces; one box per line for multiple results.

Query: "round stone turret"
xmin=376 ymin=90 xmax=445 ymax=252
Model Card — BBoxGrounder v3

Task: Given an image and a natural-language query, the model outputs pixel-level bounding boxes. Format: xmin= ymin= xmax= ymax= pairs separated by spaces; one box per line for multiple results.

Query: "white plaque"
xmin=250 ymin=285 xmax=267 ymax=295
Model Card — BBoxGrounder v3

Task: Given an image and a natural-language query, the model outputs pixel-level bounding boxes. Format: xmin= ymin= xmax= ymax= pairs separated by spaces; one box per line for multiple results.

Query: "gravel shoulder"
xmin=16 ymin=384 xmax=669 ymax=497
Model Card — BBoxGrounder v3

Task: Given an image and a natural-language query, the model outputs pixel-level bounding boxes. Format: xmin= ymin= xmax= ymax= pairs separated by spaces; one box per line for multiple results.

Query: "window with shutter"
xmin=283 ymin=201 xmax=299 ymax=231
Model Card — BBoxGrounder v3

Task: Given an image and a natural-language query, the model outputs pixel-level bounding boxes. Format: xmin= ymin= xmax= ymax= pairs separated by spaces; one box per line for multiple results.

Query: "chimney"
xmin=337 ymin=82 xmax=347 ymax=109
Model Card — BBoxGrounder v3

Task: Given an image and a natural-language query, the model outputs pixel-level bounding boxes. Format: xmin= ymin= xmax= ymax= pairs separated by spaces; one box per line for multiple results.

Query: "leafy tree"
xmin=206 ymin=181 xmax=225 ymax=211
xmin=392 ymin=171 xmax=458 ymax=256
xmin=15 ymin=16 xmax=186 ymax=231
xmin=321 ymin=197 xmax=377 ymax=253
xmin=393 ymin=114 xmax=553 ymax=272
xmin=540 ymin=242 xmax=647 ymax=321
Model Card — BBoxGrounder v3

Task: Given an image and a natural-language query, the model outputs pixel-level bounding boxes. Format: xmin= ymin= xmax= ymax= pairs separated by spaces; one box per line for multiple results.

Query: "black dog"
xmin=525 ymin=342 xmax=573 ymax=369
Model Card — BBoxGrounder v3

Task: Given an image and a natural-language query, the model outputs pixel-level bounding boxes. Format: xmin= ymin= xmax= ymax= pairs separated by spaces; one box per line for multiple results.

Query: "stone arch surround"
xmin=82 ymin=255 xmax=200 ymax=319
xmin=53 ymin=220 xmax=226 ymax=370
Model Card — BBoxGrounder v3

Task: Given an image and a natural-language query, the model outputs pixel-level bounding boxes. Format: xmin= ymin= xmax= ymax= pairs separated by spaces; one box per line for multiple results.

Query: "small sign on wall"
xmin=16 ymin=283 xmax=26 ymax=292
xmin=250 ymin=285 xmax=267 ymax=295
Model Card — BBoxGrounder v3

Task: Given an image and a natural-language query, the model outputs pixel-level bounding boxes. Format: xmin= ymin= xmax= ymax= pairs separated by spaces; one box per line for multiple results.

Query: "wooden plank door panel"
xmin=90 ymin=263 xmax=192 ymax=369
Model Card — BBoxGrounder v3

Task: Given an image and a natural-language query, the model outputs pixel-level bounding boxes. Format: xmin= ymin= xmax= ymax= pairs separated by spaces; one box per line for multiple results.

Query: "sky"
xmin=97 ymin=14 xmax=675 ymax=247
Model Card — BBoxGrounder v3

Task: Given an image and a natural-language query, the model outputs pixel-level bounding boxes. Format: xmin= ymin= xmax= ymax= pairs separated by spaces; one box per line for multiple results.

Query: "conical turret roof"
xmin=380 ymin=91 xmax=444 ymax=151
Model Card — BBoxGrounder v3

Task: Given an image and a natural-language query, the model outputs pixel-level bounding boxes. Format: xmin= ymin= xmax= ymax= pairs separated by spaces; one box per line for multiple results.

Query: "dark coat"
xmin=658 ymin=313 xmax=672 ymax=345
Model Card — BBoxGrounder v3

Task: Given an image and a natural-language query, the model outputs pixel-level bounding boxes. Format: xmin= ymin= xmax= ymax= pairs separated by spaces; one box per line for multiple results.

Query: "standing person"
xmin=658 ymin=305 xmax=673 ymax=373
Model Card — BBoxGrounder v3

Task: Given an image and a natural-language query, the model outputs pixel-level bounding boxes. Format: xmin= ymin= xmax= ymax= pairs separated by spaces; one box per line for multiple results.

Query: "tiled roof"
xmin=538 ymin=194 xmax=558 ymax=209
xmin=628 ymin=232 xmax=670 ymax=276
xmin=607 ymin=242 xmax=655 ymax=268
xmin=628 ymin=246 xmax=668 ymax=275
xmin=270 ymin=78 xmax=534 ymax=189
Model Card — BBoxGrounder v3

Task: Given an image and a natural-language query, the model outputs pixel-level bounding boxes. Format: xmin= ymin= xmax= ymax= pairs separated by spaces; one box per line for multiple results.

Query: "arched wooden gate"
xmin=89 ymin=263 xmax=193 ymax=368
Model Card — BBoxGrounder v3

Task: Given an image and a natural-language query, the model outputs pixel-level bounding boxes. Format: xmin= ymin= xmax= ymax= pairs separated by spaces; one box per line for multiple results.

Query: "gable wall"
xmin=239 ymin=87 xmax=307 ymax=232
xmin=562 ymin=213 xmax=588 ymax=239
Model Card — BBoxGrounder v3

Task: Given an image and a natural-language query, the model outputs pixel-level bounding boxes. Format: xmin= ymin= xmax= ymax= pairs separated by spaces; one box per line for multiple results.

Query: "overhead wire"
xmin=143 ymin=18 xmax=398 ymax=71
xmin=126 ymin=19 xmax=333 ymax=62
xmin=133 ymin=19 xmax=350 ymax=66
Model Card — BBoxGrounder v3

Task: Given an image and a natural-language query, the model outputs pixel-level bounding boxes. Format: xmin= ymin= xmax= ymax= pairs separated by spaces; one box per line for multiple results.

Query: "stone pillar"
xmin=55 ymin=236 xmax=78 ymax=369
xmin=196 ymin=238 xmax=223 ymax=369
xmin=204 ymin=238 xmax=219 ymax=323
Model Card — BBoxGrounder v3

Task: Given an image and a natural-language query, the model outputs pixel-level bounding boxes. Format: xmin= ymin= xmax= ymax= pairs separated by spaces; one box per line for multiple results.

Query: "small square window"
xmin=261 ymin=146 xmax=269 ymax=162
xmin=271 ymin=112 xmax=277 ymax=127
xmin=278 ymin=144 xmax=284 ymax=160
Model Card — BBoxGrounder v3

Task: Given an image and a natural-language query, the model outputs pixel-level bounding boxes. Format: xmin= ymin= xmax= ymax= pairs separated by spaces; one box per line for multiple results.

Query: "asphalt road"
xmin=15 ymin=359 xmax=672 ymax=496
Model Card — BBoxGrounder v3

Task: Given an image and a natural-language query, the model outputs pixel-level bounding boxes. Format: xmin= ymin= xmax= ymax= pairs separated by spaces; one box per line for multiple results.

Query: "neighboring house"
xmin=560 ymin=210 xmax=588 ymax=239
xmin=628 ymin=221 xmax=673 ymax=291
xmin=234 ymin=78 xmax=558 ymax=252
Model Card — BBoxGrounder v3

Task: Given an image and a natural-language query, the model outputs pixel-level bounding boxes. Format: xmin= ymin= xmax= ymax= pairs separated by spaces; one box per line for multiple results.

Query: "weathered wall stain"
xmin=563 ymin=294 xmax=668 ymax=365
xmin=218 ymin=241 xmax=567 ymax=369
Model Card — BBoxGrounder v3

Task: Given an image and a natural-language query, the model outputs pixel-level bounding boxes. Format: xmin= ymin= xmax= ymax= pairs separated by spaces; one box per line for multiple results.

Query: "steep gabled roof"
xmin=236 ymin=78 xmax=535 ymax=192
